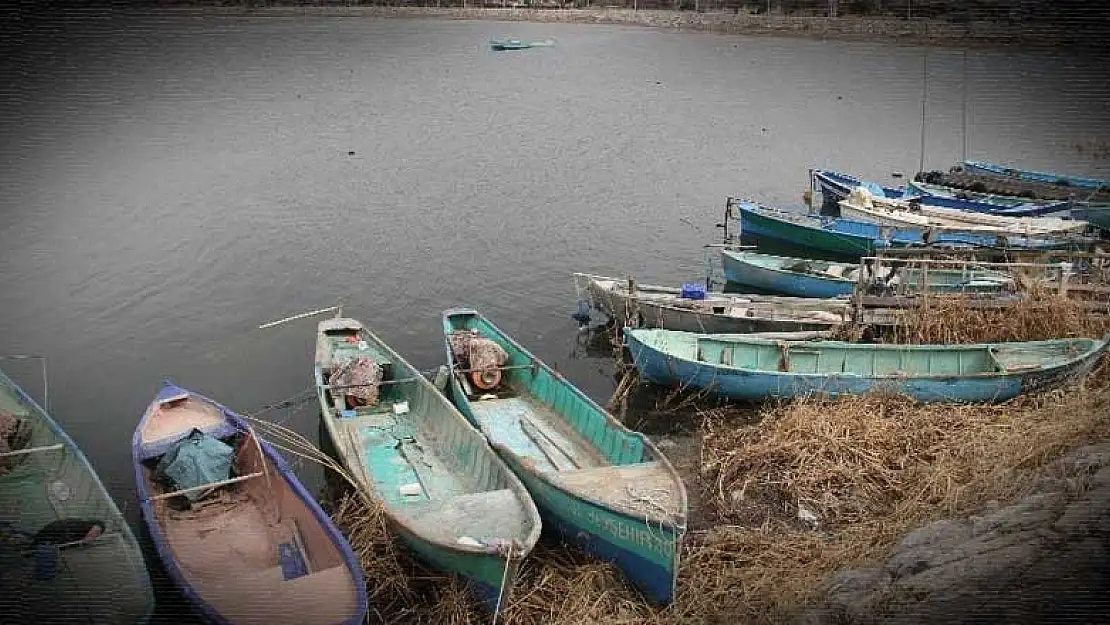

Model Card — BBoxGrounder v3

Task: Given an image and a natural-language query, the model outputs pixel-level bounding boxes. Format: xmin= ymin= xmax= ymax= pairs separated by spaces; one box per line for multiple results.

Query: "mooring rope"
xmin=491 ymin=540 xmax=514 ymax=625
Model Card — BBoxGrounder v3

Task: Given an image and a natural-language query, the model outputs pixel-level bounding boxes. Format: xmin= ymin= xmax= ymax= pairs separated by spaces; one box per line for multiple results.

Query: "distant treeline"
xmin=164 ymin=0 xmax=1110 ymax=25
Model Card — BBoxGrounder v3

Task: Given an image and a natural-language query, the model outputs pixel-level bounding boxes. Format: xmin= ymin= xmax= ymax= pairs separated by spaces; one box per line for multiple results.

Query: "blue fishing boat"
xmin=441 ymin=308 xmax=688 ymax=605
xmin=133 ymin=381 xmax=369 ymax=625
xmin=961 ymin=160 xmax=1110 ymax=191
xmin=720 ymin=249 xmax=1015 ymax=299
xmin=1 ymin=367 xmax=154 ymax=624
xmin=813 ymin=169 xmax=1071 ymax=217
xmin=314 ymin=316 xmax=541 ymax=616
xmin=624 ymin=328 xmax=1110 ymax=404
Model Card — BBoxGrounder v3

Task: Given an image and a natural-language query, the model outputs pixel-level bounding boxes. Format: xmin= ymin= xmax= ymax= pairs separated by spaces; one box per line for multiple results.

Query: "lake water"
xmin=2 ymin=12 xmax=1109 ymax=620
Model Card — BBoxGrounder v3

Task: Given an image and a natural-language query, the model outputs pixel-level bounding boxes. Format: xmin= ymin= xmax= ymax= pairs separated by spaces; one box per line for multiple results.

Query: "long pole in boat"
xmin=258 ymin=303 xmax=342 ymax=330
xmin=918 ymin=48 xmax=929 ymax=176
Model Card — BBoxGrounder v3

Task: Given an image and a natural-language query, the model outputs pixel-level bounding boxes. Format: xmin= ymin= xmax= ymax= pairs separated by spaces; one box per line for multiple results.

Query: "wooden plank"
xmin=520 ymin=418 xmax=579 ymax=472
xmin=0 ymin=443 xmax=64 ymax=459
xmin=146 ymin=471 xmax=264 ymax=502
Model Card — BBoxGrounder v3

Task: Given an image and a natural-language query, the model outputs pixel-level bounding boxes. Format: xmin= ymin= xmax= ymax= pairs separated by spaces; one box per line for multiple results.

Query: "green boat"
xmin=314 ymin=315 xmax=541 ymax=617
xmin=489 ymin=37 xmax=555 ymax=51
xmin=0 ymin=366 xmax=154 ymax=623
xmin=441 ymin=308 xmax=688 ymax=605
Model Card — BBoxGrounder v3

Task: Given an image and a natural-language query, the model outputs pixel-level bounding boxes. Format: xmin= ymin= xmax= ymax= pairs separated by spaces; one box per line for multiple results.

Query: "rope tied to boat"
xmin=491 ymin=539 xmax=514 ymax=625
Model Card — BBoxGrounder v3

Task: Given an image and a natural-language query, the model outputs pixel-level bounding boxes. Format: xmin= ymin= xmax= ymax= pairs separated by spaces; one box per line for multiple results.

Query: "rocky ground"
xmin=802 ymin=443 xmax=1110 ymax=624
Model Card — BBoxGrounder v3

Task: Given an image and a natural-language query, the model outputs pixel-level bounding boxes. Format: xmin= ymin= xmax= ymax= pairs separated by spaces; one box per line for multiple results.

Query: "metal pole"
xmin=918 ymin=50 xmax=928 ymax=176
xmin=961 ymin=47 xmax=969 ymax=162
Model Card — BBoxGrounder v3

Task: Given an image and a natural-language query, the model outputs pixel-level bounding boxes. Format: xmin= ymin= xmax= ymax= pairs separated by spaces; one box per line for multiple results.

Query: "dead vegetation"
xmin=325 ymin=294 xmax=1110 ymax=624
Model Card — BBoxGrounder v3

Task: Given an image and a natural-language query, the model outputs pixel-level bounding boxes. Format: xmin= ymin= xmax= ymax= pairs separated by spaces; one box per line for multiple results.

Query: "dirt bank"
xmin=148 ymin=5 xmax=1089 ymax=50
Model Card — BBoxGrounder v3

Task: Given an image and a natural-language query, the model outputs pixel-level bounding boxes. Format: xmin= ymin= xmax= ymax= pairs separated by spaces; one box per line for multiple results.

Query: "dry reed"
xmin=887 ymin=292 xmax=1110 ymax=345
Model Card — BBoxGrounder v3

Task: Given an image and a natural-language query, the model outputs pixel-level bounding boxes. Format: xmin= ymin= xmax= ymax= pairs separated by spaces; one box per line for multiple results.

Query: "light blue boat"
xmin=624 ymin=328 xmax=1110 ymax=404
xmin=961 ymin=160 xmax=1110 ymax=191
xmin=813 ymin=168 xmax=1072 ymax=217
xmin=0 ymin=366 xmax=154 ymax=624
xmin=314 ymin=315 xmax=541 ymax=616
xmin=441 ymin=308 xmax=688 ymax=605
xmin=720 ymin=249 xmax=1016 ymax=299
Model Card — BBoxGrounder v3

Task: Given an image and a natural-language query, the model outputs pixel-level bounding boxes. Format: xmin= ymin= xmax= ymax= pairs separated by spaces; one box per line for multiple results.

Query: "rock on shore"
xmin=801 ymin=443 xmax=1110 ymax=624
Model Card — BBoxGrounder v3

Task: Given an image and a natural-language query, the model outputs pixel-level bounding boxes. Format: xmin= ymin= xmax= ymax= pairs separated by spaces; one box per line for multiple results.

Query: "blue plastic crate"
xmin=680 ymin=283 xmax=707 ymax=300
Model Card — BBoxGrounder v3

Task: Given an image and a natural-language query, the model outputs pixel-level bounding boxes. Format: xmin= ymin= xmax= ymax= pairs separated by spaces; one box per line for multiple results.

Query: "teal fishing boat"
xmin=720 ymin=249 xmax=1016 ymax=299
xmin=0 ymin=366 xmax=154 ymax=624
xmin=441 ymin=308 xmax=688 ymax=605
xmin=625 ymin=328 xmax=1110 ymax=404
xmin=489 ymin=37 xmax=555 ymax=51
xmin=314 ymin=315 xmax=541 ymax=616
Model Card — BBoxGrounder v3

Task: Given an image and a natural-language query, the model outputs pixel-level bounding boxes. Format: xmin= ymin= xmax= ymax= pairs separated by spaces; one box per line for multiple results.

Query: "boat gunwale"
xmin=625 ymin=328 xmax=1110 ymax=382
xmin=313 ymin=318 xmax=543 ymax=560
xmin=131 ymin=380 xmax=370 ymax=625
xmin=0 ymin=366 xmax=156 ymax=625
xmin=441 ymin=307 xmax=689 ymax=531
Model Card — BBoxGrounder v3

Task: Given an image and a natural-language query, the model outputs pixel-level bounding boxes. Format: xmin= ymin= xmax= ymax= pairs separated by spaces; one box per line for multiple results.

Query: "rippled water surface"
xmin=2 ymin=13 xmax=1108 ymax=620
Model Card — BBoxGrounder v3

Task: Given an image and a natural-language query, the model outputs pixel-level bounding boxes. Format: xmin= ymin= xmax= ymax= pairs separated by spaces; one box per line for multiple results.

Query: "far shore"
xmin=141 ymin=5 xmax=1092 ymax=51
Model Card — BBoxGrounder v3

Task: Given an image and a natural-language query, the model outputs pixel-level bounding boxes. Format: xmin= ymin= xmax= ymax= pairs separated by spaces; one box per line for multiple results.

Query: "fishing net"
xmin=448 ymin=330 xmax=509 ymax=372
xmin=330 ymin=355 xmax=384 ymax=408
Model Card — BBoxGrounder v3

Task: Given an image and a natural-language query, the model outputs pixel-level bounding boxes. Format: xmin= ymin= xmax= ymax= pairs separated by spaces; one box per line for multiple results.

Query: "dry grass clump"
xmin=888 ymin=292 xmax=1110 ymax=344
xmin=698 ymin=379 xmax=1110 ymax=618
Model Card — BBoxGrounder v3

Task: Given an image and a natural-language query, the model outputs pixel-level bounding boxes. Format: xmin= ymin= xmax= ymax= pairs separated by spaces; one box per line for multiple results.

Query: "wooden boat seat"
xmin=403 ymin=488 xmax=530 ymax=544
xmin=550 ymin=462 xmax=683 ymax=522
xmin=199 ymin=564 xmax=360 ymax=625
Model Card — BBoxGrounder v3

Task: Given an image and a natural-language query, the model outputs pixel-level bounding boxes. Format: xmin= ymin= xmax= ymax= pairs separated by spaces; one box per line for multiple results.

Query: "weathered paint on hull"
xmin=316 ymin=375 xmax=522 ymax=616
xmin=721 ymin=251 xmax=853 ymax=298
xmin=449 ymin=388 xmax=682 ymax=605
xmin=625 ymin=330 xmax=1108 ymax=404
xmin=738 ymin=204 xmax=879 ymax=258
xmin=962 ymin=160 xmax=1110 ymax=191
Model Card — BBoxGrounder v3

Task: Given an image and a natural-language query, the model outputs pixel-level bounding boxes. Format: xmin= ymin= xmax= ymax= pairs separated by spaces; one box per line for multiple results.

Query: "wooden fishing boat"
xmin=960 ymin=159 xmax=1110 ymax=191
xmin=576 ymin=272 xmax=854 ymax=334
xmin=720 ymin=249 xmax=1015 ymax=299
xmin=624 ymin=328 xmax=1110 ymax=404
xmin=813 ymin=168 xmax=1072 ymax=217
xmin=489 ymin=38 xmax=555 ymax=51
xmin=917 ymin=168 xmax=1110 ymax=204
xmin=905 ymin=179 xmax=1074 ymax=217
xmin=314 ymin=316 xmax=540 ymax=616
xmin=441 ymin=308 xmax=688 ymax=605
xmin=732 ymin=198 xmax=1072 ymax=254
xmin=0 ymin=367 xmax=154 ymax=624
xmin=133 ymin=381 xmax=368 ymax=625
xmin=838 ymin=188 xmax=1087 ymax=238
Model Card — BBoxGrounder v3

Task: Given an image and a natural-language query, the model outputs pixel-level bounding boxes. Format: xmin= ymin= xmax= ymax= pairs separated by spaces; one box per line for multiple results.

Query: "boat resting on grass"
xmin=441 ymin=308 xmax=688 ymax=605
xmin=133 ymin=381 xmax=368 ymax=625
xmin=0 ymin=367 xmax=154 ymax=624
xmin=624 ymin=328 xmax=1110 ymax=404
xmin=720 ymin=249 xmax=1016 ymax=299
xmin=314 ymin=316 xmax=540 ymax=616
xmin=576 ymin=272 xmax=854 ymax=334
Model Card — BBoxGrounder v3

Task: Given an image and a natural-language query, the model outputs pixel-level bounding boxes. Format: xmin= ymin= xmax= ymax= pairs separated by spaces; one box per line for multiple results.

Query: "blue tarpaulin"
xmin=155 ymin=428 xmax=235 ymax=501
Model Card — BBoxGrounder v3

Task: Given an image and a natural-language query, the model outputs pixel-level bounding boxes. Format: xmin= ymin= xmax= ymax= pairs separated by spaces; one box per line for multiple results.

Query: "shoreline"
xmin=137 ymin=5 xmax=1089 ymax=51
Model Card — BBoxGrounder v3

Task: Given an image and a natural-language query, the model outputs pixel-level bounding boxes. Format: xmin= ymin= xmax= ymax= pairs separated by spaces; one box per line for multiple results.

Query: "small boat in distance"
xmin=625 ymin=328 xmax=1110 ymax=404
xmin=0 ymin=367 xmax=155 ymax=624
xmin=490 ymin=37 xmax=555 ymax=51
xmin=133 ymin=381 xmax=368 ymax=625
xmin=442 ymin=308 xmax=688 ymax=606
xmin=314 ymin=315 xmax=541 ymax=617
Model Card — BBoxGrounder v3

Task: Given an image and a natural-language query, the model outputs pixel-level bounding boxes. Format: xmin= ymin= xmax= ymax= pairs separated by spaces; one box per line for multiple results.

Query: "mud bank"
xmin=150 ymin=5 xmax=1087 ymax=50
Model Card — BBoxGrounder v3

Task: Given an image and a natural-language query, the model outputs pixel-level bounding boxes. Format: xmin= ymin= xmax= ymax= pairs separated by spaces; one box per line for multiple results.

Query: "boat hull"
xmin=737 ymin=201 xmax=882 ymax=257
xmin=134 ymin=382 xmax=368 ymax=625
xmin=721 ymin=250 xmax=854 ymax=298
xmin=583 ymin=276 xmax=850 ymax=334
xmin=442 ymin=309 xmax=687 ymax=605
xmin=0 ymin=368 xmax=155 ymax=625
xmin=625 ymin=330 xmax=1109 ymax=404
xmin=961 ymin=160 xmax=1110 ymax=190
